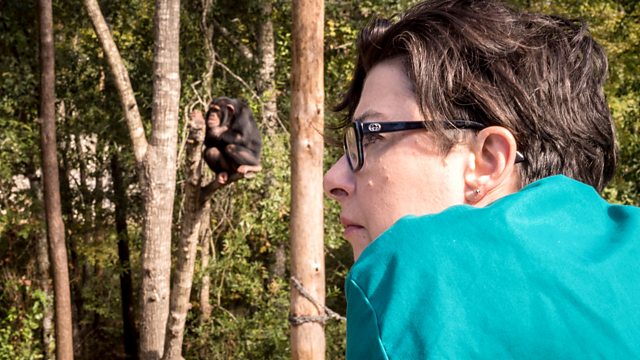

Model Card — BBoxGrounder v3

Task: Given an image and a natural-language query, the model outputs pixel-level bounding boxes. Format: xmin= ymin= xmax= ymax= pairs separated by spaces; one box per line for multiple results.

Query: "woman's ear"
xmin=464 ymin=126 xmax=520 ymax=205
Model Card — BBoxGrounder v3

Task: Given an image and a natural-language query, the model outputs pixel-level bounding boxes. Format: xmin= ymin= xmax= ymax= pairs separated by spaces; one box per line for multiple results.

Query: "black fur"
xmin=203 ymin=97 xmax=262 ymax=176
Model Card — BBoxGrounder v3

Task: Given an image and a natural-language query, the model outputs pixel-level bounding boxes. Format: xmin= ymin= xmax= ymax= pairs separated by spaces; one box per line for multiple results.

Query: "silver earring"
xmin=474 ymin=188 xmax=481 ymax=195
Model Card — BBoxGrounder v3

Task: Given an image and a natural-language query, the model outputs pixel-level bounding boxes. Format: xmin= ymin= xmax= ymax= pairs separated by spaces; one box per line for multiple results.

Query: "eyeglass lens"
xmin=344 ymin=126 xmax=359 ymax=170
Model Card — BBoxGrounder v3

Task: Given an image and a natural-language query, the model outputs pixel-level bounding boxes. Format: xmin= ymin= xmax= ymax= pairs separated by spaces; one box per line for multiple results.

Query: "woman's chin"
xmin=344 ymin=226 xmax=370 ymax=261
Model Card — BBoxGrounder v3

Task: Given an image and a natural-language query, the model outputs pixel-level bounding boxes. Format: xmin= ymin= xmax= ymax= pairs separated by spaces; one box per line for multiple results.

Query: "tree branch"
xmin=211 ymin=18 xmax=255 ymax=63
xmin=213 ymin=59 xmax=289 ymax=134
xmin=199 ymin=166 xmax=261 ymax=205
xmin=83 ymin=0 xmax=148 ymax=164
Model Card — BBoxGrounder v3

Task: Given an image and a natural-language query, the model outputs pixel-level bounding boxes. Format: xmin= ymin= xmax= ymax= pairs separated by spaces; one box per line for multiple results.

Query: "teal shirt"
xmin=346 ymin=176 xmax=640 ymax=359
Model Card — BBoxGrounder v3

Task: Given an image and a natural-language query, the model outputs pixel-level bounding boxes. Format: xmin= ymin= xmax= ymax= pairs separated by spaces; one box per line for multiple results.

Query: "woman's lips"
xmin=341 ymin=216 xmax=365 ymax=240
xmin=343 ymin=224 xmax=365 ymax=239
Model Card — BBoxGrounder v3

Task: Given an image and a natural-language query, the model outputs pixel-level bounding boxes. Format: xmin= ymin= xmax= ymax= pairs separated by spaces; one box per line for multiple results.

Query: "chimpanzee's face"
xmin=206 ymin=104 xmax=222 ymax=127
xmin=208 ymin=99 xmax=236 ymax=127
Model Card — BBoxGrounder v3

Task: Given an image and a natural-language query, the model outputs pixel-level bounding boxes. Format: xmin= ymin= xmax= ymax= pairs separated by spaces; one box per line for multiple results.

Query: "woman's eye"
xmin=362 ymin=134 xmax=383 ymax=147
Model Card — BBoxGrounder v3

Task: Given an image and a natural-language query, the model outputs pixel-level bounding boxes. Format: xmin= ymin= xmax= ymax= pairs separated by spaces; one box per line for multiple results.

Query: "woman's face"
xmin=323 ymin=58 xmax=471 ymax=260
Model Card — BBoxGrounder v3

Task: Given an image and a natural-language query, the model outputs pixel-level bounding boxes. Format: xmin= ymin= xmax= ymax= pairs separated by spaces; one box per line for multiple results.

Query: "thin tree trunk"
xmin=74 ymin=133 xmax=90 ymax=360
xmin=111 ymin=151 xmax=138 ymax=360
xmin=26 ymin=165 xmax=55 ymax=359
xmin=38 ymin=0 xmax=74 ymax=358
xmin=289 ymin=0 xmax=326 ymax=359
xmin=58 ymin=126 xmax=82 ymax=353
xmin=90 ymin=147 xmax=106 ymax=356
xmin=257 ymin=0 xmax=286 ymax=282
xmin=198 ymin=201 xmax=212 ymax=321
xmin=257 ymin=0 xmax=278 ymax=135
xmin=197 ymin=0 xmax=214 ymax=321
xmin=162 ymin=112 xmax=205 ymax=360
xmin=199 ymin=0 xmax=214 ymax=97
xmin=138 ymin=1 xmax=181 ymax=358
xmin=82 ymin=0 xmax=147 ymax=163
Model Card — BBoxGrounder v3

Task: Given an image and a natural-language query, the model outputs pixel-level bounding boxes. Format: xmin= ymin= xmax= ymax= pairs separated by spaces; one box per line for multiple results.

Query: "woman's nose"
xmin=323 ymin=155 xmax=354 ymax=202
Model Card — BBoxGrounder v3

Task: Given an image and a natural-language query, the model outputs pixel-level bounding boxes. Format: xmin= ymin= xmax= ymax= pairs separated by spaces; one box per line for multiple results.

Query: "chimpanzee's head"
xmin=206 ymin=97 xmax=238 ymax=128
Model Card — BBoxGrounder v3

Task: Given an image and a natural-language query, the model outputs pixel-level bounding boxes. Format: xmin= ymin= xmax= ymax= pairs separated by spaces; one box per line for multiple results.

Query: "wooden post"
xmin=290 ymin=0 xmax=326 ymax=359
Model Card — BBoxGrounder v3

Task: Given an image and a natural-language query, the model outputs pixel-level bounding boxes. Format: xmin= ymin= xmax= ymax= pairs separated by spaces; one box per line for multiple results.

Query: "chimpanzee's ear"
xmin=226 ymin=103 xmax=235 ymax=115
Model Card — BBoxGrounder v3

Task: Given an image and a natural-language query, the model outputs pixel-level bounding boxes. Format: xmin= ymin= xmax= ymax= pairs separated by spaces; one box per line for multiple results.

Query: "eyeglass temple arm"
xmin=364 ymin=120 xmax=526 ymax=163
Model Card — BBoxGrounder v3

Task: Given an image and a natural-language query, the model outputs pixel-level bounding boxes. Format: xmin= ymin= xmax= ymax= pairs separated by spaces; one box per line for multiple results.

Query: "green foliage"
xmin=512 ymin=0 xmax=640 ymax=205
xmin=324 ymin=0 xmax=420 ymax=126
xmin=0 ymin=281 xmax=48 ymax=360
xmin=184 ymin=132 xmax=291 ymax=358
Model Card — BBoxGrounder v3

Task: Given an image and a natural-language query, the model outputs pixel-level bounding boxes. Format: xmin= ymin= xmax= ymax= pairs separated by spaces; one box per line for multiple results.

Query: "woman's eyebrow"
xmin=353 ymin=110 xmax=385 ymax=123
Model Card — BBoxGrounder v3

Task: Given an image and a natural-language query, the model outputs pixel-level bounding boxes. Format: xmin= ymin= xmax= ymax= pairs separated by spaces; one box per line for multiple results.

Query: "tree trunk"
xmin=111 ymin=151 xmax=138 ymax=360
xmin=257 ymin=0 xmax=286 ymax=282
xmin=26 ymin=165 xmax=55 ymax=359
xmin=198 ymin=202 xmax=212 ymax=321
xmin=257 ymin=0 xmax=278 ymax=135
xmin=58 ymin=126 xmax=82 ymax=353
xmin=199 ymin=0 xmax=215 ymax=98
xmin=74 ymin=133 xmax=90 ymax=360
xmin=90 ymin=146 xmax=107 ymax=357
xmin=83 ymin=0 xmax=147 ymax=163
xmin=38 ymin=0 xmax=74 ymax=359
xmin=196 ymin=1 xmax=214 ymax=323
xmin=289 ymin=0 xmax=326 ymax=359
xmin=83 ymin=0 xmax=181 ymax=358
xmin=162 ymin=112 xmax=205 ymax=360
xmin=138 ymin=1 xmax=181 ymax=359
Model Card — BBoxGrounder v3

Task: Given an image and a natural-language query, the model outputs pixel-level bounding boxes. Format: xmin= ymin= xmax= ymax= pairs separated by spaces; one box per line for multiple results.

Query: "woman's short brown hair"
xmin=335 ymin=0 xmax=617 ymax=191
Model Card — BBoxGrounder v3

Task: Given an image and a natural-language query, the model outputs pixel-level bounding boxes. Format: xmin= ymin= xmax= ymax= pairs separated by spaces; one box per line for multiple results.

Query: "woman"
xmin=324 ymin=0 xmax=640 ymax=358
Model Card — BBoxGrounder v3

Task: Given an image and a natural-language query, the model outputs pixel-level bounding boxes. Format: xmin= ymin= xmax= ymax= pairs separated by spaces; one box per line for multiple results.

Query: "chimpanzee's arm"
xmin=217 ymin=129 xmax=243 ymax=145
xmin=220 ymin=105 xmax=260 ymax=145
xmin=224 ymin=144 xmax=261 ymax=166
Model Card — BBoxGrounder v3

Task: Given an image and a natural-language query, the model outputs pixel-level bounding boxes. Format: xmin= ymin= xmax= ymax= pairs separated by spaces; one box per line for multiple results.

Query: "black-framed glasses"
xmin=343 ymin=120 xmax=525 ymax=172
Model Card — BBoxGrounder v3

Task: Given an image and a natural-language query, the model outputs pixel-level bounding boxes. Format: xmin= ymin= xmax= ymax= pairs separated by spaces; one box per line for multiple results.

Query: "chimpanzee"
xmin=203 ymin=97 xmax=262 ymax=184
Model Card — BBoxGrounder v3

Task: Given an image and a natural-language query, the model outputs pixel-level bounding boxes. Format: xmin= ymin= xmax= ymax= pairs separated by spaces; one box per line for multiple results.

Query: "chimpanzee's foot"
xmin=216 ymin=172 xmax=229 ymax=184
xmin=237 ymin=165 xmax=263 ymax=179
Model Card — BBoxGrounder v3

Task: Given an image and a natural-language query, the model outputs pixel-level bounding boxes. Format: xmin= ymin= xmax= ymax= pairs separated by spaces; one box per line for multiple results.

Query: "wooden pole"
xmin=290 ymin=0 xmax=326 ymax=359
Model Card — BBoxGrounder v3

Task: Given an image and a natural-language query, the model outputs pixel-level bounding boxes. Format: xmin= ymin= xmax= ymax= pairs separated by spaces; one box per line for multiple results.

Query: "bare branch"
xmin=214 ymin=59 xmax=289 ymax=134
xmin=83 ymin=0 xmax=148 ymax=164
xmin=200 ymin=168 xmax=261 ymax=204
xmin=211 ymin=18 xmax=255 ymax=62
xmin=214 ymin=59 xmax=260 ymax=100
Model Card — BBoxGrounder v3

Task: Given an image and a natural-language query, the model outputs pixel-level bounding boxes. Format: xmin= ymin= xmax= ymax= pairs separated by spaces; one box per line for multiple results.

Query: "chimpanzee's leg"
xmin=224 ymin=144 xmax=260 ymax=165
xmin=224 ymin=144 xmax=262 ymax=176
xmin=204 ymin=147 xmax=223 ymax=173
xmin=205 ymin=146 xmax=234 ymax=184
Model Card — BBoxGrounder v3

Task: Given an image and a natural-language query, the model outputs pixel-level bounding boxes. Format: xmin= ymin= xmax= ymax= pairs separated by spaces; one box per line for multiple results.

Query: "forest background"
xmin=1 ymin=0 xmax=638 ymax=359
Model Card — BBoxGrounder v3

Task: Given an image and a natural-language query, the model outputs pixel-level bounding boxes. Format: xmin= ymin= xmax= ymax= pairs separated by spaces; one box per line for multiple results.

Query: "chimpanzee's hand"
xmin=211 ymin=125 xmax=228 ymax=138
